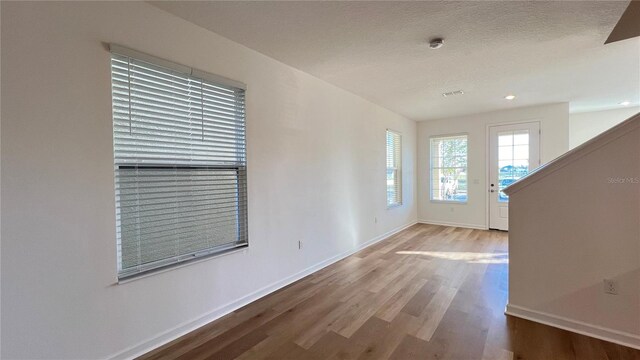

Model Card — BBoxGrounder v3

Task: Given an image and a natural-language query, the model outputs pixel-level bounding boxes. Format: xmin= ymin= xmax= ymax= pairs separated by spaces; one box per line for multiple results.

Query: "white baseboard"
xmin=108 ymin=221 xmax=418 ymax=359
xmin=505 ymin=303 xmax=640 ymax=350
xmin=418 ymin=219 xmax=488 ymax=230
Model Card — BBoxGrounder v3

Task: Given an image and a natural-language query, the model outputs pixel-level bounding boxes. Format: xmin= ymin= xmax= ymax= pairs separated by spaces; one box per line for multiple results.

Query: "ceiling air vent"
xmin=442 ymin=90 xmax=464 ymax=97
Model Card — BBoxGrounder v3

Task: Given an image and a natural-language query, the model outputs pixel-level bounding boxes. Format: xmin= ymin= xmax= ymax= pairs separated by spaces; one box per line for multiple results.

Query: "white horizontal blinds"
xmin=111 ymin=50 xmax=248 ymax=279
xmin=386 ymin=130 xmax=402 ymax=207
xmin=111 ymin=55 xmax=246 ymax=165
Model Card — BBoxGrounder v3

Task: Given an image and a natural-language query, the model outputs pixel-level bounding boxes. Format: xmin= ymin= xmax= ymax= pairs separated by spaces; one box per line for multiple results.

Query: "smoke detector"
xmin=429 ymin=38 xmax=444 ymax=49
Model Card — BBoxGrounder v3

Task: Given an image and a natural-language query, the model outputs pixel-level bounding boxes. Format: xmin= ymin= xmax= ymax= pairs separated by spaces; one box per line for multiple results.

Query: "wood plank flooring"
xmin=138 ymin=224 xmax=640 ymax=360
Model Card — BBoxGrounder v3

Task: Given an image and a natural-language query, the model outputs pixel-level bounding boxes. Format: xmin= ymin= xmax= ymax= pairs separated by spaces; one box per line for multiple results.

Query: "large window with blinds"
xmin=110 ymin=45 xmax=248 ymax=280
xmin=386 ymin=130 xmax=402 ymax=207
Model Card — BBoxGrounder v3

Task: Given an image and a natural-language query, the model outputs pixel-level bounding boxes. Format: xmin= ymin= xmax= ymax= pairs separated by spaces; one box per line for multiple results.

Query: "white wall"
xmin=417 ymin=103 xmax=569 ymax=229
xmin=569 ymin=107 xmax=640 ymax=148
xmin=0 ymin=2 xmax=417 ymax=359
xmin=506 ymin=115 xmax=640 ymax=348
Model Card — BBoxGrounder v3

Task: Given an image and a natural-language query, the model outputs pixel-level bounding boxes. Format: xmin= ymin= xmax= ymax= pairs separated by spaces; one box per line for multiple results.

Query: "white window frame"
xmin=386 ymin=129 xmax=402 ymax=208
xmin=429 ymin=134 xmax=468 ymax=204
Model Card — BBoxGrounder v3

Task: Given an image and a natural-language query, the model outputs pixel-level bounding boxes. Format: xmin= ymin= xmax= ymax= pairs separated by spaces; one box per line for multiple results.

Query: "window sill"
xmin=116 ymin=245 xmax=248 ymax=285
xmin=387 ymin=203 xmax=403 ymax=209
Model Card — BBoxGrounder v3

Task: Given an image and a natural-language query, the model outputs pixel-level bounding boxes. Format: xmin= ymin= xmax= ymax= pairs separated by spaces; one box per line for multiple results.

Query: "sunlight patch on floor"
xmin=395 ymin=251 xmax=508 ymax=264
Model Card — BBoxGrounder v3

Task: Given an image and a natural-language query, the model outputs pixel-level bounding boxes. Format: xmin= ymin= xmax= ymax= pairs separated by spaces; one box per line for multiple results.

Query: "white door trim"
xmin=485 ymin=120 xmax=542 ymax=230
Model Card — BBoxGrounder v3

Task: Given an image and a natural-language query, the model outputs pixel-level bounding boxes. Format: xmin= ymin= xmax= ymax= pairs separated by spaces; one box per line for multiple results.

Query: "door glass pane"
xmin=498 ymin=146 xmax=512 ymax=160
xmin=498 ymin=134 xmax=513 ymax=146
xmin=497 ymin=130 xmax=530 ymax=202
xmin=513 ymin=131 xmax=529 ymax=145
xmin=513 ymin=145 xmax=528 ymax=160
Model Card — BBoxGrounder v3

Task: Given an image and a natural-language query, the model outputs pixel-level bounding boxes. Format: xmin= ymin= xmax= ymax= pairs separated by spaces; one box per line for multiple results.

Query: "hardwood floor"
xmin=139 ymin=224 xmax=640 ymax=360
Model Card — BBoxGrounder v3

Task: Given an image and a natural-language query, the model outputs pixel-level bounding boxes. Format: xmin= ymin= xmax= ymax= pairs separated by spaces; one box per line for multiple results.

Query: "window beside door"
xmin=430 ymin=135 xmax=468 ymax=203
xmin=386 ymin=130 xmax=402 ymax=207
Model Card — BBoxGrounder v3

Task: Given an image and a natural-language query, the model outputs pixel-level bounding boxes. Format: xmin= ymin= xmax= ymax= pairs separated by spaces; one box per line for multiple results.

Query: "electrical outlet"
xmin=298 ymin=240 xmax=303 ymax=250
xmin=374 ymin=217 xmax=378 ymax=224
xmin=603 ymin=279 xmax=618 ymax=295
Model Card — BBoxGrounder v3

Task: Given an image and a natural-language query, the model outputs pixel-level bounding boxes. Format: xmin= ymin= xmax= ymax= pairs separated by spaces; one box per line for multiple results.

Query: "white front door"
xmin=489 ymin=122 xmax=540 ymax=230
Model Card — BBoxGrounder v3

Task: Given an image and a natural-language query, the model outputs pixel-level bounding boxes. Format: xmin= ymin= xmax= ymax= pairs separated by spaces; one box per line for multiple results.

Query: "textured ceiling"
xmin=606 ymin=0 xmax=640 ymax=44
xmin=152 ymin=1 xmax=640 ymax=121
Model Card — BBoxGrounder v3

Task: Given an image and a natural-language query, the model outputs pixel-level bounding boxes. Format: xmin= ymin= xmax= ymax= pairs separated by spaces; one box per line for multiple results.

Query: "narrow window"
xmin=430 ymin=135 xmax=468 ymax=203
xmin=386 ymin=130 xmax=402 ymax=207
xmin=110 ymin=46 xmax=248 ymax=279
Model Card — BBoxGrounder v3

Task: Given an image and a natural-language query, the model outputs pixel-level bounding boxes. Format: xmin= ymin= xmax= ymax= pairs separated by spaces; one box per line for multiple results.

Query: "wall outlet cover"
xmin=603 ymin=279 xmax=618 ymax=295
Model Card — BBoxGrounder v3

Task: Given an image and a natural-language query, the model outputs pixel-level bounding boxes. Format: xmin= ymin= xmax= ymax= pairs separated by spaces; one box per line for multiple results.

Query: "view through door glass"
xmin=497 ymin=130 xmax=530 ymax=202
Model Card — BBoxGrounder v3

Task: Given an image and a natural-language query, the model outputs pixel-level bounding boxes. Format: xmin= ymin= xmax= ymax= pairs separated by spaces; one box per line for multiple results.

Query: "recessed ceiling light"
xmin=619 ymin=101 xmax=631 ymax=106
xmin=504 ymin=95 xmax=516 ymax=100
